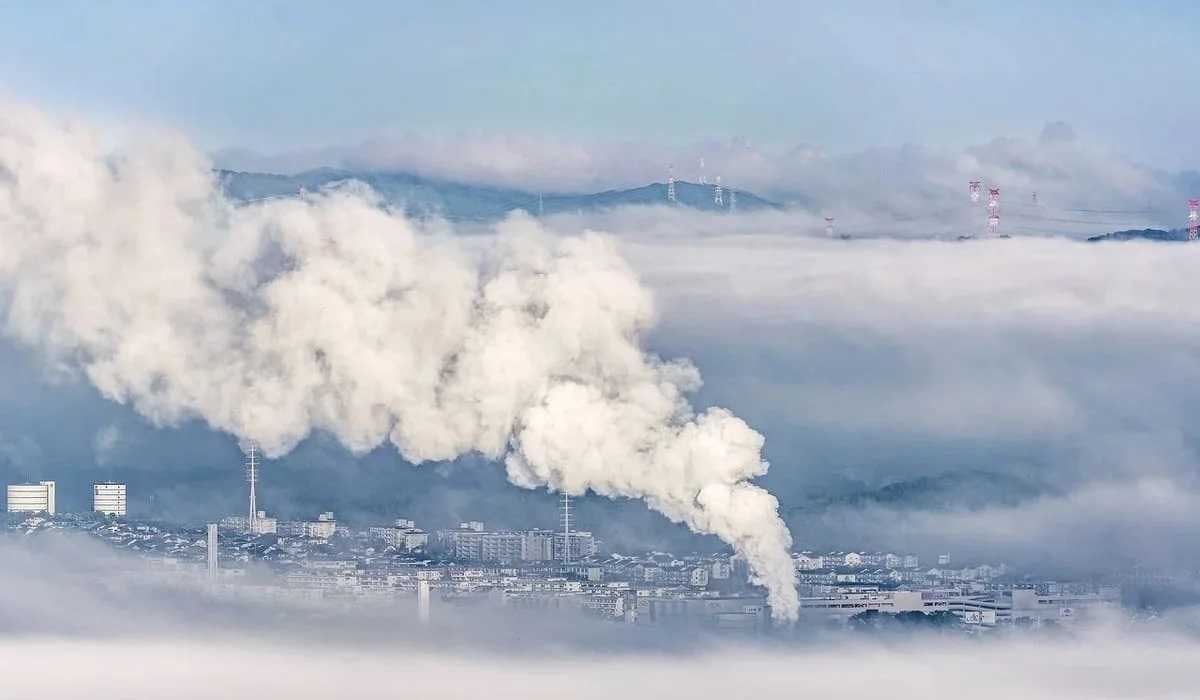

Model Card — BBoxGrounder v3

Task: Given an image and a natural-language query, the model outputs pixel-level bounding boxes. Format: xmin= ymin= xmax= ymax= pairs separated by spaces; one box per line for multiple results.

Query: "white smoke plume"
xmin=0 ymin=104 xmax=799 ymax=619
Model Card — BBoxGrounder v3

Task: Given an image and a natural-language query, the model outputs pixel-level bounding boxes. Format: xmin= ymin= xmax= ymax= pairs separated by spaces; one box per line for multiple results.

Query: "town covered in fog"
xmin=5 ymin=476 xmax=1147 ymax=634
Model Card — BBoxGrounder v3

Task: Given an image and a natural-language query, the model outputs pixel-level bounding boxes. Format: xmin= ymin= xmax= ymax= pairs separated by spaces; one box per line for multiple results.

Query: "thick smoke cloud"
xmin=0 ymin=105 xmax=798 ymax=619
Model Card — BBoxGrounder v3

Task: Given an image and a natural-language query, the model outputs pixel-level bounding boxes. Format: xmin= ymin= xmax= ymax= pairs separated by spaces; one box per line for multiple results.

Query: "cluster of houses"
xmin=793 ymin=550 xmax=1010 ymax=593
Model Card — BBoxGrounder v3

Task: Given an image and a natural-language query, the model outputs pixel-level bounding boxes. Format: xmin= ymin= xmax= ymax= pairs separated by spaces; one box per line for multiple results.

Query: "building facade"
xmin=7 ymin=481 xmax=56 ymax=515
xmin=93 ymin=482 xmax=127 ymax=517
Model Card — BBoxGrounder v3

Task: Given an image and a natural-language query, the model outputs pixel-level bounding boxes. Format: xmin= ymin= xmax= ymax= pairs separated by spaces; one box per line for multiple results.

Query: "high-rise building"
xmin=93 ymin=482 xmax=127 ymax=517
xmin=554 ymin=530 xmax=597 ymax=561
xmin=522 ymin=530 xmax=556 ymax=561
xmin=480 ymin=532 xmax=525 ymax=563
xmin=7 ymin=481 xmax=55 ymax=515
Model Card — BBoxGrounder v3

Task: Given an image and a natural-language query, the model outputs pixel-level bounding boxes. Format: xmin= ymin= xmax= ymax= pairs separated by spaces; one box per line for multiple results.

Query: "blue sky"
xmin=0 ymin=1 xmax=1196 ymax=168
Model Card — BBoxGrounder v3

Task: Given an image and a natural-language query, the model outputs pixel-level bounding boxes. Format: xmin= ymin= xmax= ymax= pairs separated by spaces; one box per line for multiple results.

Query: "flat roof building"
xmin=7 ymin=481 xmax=56 ymax=515
xmin=93 ymin=482 xmax=127 ymax=517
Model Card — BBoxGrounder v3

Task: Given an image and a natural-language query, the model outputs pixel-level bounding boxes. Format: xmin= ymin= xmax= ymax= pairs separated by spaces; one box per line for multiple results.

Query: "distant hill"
xmin=217 ymin=168 xmax=781 ymax=222
xmin=1087 ymin=228 xmax=1189 ymax=242
xmin=785 ymin=470 xmax=1049 ymax=515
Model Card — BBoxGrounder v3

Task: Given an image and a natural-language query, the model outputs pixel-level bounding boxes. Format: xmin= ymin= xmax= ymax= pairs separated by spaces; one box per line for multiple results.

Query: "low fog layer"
xmin=2 ymin=535 xmax=1199 ymax=700
xmin=5 ymin=636 xmax=1198 ymax=700
xmin=619 ymin=232 xmax=1200 ymax=571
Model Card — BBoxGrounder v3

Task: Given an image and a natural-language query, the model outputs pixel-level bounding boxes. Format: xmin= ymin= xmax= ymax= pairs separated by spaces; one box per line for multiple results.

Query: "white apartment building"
xmin=280 ymin=512 xmax=337 ymax=539
xmin=793 ymin=552 xmax=823 ymax=570
xmin=7 ymin=481 xmax=56 ymax=514
xmin=93 ymin=482 xmax=127 ymax=517
xmin=368 ymin=524 xmax=429 ymax=551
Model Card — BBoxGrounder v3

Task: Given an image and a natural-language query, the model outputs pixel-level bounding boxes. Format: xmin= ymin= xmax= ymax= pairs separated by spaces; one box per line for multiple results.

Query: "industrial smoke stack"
xmin=207 ymin=523 xmax=218 ymax=579
xmin=0 ymin=104 xmax=800 ymax=620
xmin=417 ymin=579 xmax=431 ymax=623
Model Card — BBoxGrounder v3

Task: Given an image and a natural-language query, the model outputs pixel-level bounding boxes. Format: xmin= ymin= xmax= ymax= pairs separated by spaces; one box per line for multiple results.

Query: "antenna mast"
xmin=713 ymin=176 xmax=723 ymax=207
xmin=667 ymin=166 xmax=677 ymax=204
xmin=245 ymin=442 xmax=259 ymax=533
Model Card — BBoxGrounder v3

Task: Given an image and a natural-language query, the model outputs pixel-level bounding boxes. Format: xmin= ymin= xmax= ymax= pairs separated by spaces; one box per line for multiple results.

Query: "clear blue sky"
xmin=0 ymin=1 xmax=1195 ymax=167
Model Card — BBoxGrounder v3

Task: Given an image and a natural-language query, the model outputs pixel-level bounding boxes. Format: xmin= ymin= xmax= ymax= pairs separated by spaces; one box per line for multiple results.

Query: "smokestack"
xmin=417 ymin=579 xmax=431 ymax=623
xmin=0 ymin=104 xmax=800 ymax=620
xmin=207 ymin=523 xmax=218 ymax=579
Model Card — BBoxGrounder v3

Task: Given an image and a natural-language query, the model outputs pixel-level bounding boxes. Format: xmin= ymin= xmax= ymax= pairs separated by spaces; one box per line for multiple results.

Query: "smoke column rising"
xmin=0 ymin=104 xmax=799 ymax=619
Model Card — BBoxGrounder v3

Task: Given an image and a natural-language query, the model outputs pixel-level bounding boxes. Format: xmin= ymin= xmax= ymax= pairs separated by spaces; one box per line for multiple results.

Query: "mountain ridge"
xmin=784 ymin=470 xmax=1051 ymax=516
xmin=1087 ymin=228 xmax=1188 ymax=242
xmin=217 ymin=168 xmax=781 ymax=222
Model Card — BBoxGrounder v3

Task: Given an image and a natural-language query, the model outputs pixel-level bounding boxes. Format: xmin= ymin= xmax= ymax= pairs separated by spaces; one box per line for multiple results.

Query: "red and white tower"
xmin=1188 ymin=199 xmax=1199 ymax=241
xmin=987 ymin=187 xmax=1000 ymax=236
xmin=824 ymin=216 xmax=836 ymax=237
xmin=713 ymin=176 xmax=723 ymax=207
xmin=969 ymin=181 xmax=981 ymax=203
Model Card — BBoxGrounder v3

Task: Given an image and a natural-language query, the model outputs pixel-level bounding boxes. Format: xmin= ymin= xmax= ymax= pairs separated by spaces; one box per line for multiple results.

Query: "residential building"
xmin=553 ymin=530 xmax=597 ymax=561
xmin=368 ymin=523 xmax=429 ymax=551
xmin=251 ymin=510 xmax=277 ymax=534
xmin=7 ymin=481 xmax=55 ymax=515
xmin=793 ymin=552 xmax=823 ymax=570
xmin=522 ymin=530 xmax=556 ymax=561
xmin=280 ymin=512 xmax=337 ymax=539
xmin=93 ymin=482 xmax=127 ymax=517
xmin=481 ymin=532 xmax=525 ymax=563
